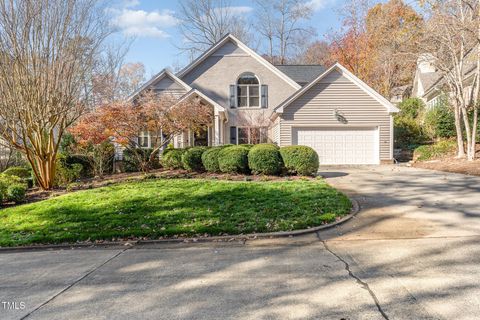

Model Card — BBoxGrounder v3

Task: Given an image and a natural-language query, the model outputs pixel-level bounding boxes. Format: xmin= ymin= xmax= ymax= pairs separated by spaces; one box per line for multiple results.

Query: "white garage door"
xmin=295 ymin=127 xmax=379 ymax=165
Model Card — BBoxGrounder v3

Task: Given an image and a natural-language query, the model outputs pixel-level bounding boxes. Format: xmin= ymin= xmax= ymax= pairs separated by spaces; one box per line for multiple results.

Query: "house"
xmin=412 ymin=52 xmax=477 ymax=108
xmin=128 ymin=34 xmax=399 ymax=165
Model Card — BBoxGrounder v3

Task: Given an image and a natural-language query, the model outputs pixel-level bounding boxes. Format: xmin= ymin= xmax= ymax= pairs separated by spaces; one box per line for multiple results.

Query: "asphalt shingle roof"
xmin=274 ymin=65 xmax=326 ymax=86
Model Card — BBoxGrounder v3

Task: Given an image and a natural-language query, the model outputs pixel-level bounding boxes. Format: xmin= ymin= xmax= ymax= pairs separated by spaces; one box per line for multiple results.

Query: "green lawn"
xmin=0 ymin=178 xmax=351 ymax=247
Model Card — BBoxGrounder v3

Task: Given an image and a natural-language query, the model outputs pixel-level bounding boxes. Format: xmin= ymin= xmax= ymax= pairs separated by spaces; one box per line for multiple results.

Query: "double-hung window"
xmin=237 ymin=73 xmax=260 ymax=108
xmin=237 ymin=127 xmax=267 ymax=144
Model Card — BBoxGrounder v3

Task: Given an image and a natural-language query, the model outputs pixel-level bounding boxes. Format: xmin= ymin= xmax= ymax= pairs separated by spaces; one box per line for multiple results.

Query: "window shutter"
xmin=261 ymin=85 xmax=268 ymax=108
xmin=230 ymin=126 xmax=237 ymax=144
xmin=229 ymin=85 xmax=236 ymax=108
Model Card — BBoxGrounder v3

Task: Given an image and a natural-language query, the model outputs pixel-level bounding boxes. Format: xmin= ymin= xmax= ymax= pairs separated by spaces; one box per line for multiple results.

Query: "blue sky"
xmin=109 ymin=0 xmax=344 ymax=78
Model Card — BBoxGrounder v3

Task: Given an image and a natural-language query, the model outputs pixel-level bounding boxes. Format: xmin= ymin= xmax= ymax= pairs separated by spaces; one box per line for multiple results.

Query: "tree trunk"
xmin=461 ymin=106 xmax=472 ymax=159
xmin=454 ymin=104 xmax=466 ymax=158
xmin=468 ymin=107 xmax=478 ymax=161
xmin=31 ymin=154 xmax=56 ymax=190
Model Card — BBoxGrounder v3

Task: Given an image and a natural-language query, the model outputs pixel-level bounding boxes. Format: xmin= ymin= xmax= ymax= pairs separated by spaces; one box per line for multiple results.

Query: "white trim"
xmin=389 ymin=115 xmax=394 ymax=160
xmin=177 ymin=34 xmax=301 ymax=90
xmin=127 ymin=69 xmax=192 ymax=102
xmin=274 ymin=63 xmax=400 ymax=114
xmin=236 ymin=72 xmax=261 ymax=108
xmin=176 ymin=89 xmax=226 ymax=117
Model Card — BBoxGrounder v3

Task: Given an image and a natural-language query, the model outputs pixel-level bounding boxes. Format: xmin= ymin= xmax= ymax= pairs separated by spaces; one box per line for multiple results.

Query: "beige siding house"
xmin=128 ymin=34 xmax=399 ymax=165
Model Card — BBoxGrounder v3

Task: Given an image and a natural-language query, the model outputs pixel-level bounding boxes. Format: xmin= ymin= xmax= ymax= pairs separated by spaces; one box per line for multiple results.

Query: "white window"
xmin=138 ymin=131 xmax=163 ymax=148
xmin=237 ymin=73 xmax=260 ymax=108
xmin=138 ymin=131 xmax=149 ymax=148
xmin=237 ymin=127 xmax=267 ymax=144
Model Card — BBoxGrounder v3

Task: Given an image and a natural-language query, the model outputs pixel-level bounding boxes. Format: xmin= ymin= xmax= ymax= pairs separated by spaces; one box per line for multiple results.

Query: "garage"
xmin=295 ymin=127 xmax=379 ymax=165
xmin=273 ymin=64 xmax=399 ymax=164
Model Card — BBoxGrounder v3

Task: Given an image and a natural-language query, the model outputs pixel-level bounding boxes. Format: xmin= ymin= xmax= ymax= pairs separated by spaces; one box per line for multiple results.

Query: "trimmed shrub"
xmin=65 ymin=154 xmax=94 ymax=177
xmin=3 ymin=166 xmax=33 ymax=188
xmin=280 ymin=146 xmax=319 ymax=176
xmin=161 ymin=149 xmax=186 ymax=169
xmin=123 ymin=148 xmax=160 ymax=172
xmin=218 ymin=145 xmax=250 ymax=174
xmin=2 ymin=166 xmax=30 ymax=178
xmin=55 ymin=163 xmax=83 ymax=186
xmin=6 ymin=184 xmax=26 ymax=203
xmin=413 ymin=140 xmax=457 ymax=161
xmin=0 ymin=173 xmax=27 ymax=204
xmin=201 ymin=146 xmax=224 ymax=173
xmin=248 ymin=144 xmax=283 ymax=175
xmin=182 ymin=147 xmax=209 ymax=172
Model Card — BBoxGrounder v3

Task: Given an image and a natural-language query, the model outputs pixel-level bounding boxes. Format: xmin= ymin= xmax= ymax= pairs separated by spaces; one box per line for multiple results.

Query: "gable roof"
xmin=176 ymin=88 xmax=226 ymax=113
xmin=274 ymin=63 xmax=400 ymax=114
xmin=127 ymin=69 xmax=191 ymax=102
xmin=274 ymin=65 xmax=326 ymax=85
xmin=176 ymin=34 xmax=301 ymax=90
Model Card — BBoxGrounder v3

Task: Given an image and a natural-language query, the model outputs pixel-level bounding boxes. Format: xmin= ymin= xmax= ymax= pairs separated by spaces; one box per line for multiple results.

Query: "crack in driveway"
xmin=316 ymin=232 xmax=389 ymax=320
xmin=20 ymin=248 xmax=128 ymax=320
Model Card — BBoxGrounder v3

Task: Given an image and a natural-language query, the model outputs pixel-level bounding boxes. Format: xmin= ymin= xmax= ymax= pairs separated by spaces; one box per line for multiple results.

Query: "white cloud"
xmin=307 ymin=0 xmax=329 ymax=11
xmin=225 ymin=6 xmax=253 ymax=15
xmin=121 ymin=0 xmax=140 ymax=8
xmin=111 ymin=8 xmax=179 ymax=38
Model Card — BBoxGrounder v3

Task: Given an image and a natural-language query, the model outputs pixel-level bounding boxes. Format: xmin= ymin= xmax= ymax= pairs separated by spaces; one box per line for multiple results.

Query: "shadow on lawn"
xmin=0 ymin=180 xmax=351 ymax=245
xmin=2 ymin=167 xmax=480 ymax=318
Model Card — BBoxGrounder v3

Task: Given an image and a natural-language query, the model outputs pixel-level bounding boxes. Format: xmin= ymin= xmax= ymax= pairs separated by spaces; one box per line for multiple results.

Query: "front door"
xmin=194 ymin=128 xmax=208 ymax=146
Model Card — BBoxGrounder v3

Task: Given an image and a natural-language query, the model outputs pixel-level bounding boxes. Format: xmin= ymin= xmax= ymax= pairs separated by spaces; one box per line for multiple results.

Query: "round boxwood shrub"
xmin=161 ymin=149 xmax=185 ymax=169
xmin=2 ymin=166 xmax=30 ymax=178
xmin=218 ymin=145 xmax=250 ymax=174
xmin=202 ymin=146 xmax=225 ymax=173
xmin=248 ymin=144 xmax=283 ymax=175
xmin=280 ymin=146 xmax=319 ymax=176
xmin=182 ymin=147 xmax=209 ymax=172
xmin=0 ymin=174 xmax=27 ymax=204
xmin=6 ymin=184 xmax=27 ymax=203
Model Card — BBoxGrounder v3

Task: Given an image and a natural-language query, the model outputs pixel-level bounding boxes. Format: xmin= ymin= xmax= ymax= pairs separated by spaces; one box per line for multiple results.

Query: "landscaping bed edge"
xmin=0 ymin=197 xmax=359 ymax=252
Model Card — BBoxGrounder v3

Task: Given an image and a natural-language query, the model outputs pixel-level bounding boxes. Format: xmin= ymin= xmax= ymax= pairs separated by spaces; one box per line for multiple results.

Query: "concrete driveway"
xmin=1 ymin=165 xmax=480 ymax=320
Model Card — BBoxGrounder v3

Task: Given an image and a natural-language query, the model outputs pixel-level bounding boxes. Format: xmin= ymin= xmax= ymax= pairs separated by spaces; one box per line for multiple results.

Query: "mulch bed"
xmin=412 ymin=158 xmax=480 ymax=176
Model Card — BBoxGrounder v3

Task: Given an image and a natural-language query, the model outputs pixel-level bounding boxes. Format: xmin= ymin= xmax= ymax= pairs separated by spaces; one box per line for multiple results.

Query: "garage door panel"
xmin=295 ymin=127 xmax=378 ymax=165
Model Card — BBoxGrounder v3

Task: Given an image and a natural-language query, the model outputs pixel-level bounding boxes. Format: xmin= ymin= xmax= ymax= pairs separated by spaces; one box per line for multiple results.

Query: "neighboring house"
xmin=412 ymin=52 xmax=477 ymax=108
xmin=128 ymin=34 xmax=399 ymax=165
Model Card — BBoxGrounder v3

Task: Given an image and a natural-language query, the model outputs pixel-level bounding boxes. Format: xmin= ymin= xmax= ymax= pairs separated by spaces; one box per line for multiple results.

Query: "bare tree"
xmin=420 ymin=0 xmax=480 ymax=160
xmin=93 ymin=61 xmax=145 ymax=105
xmin=254 ymin=0 xmax=315 ymax=64
xmin=296 ymin=40 xmax=333 ymax=65
xmin=0 ymin=0 xmax=115 ymax=189
xmin=177 ymin=0 xmax=253 ymax=56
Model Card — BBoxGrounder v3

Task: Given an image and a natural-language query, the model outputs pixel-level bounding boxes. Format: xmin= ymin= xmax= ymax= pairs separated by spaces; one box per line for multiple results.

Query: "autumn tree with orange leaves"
xmin=71 ymin=92 xmax=213 ymax=173
xmin=328 ymin=0 xmax=423 ymax=96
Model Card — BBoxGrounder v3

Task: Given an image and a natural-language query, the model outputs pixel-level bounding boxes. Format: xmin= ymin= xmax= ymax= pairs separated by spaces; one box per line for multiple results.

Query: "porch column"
xmin=214 ymin=113 xmax=221 ymax=146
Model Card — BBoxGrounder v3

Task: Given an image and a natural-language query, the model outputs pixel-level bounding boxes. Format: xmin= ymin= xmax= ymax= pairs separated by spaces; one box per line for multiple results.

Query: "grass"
xmin=0 ymin=178 xmax=351 ymax=247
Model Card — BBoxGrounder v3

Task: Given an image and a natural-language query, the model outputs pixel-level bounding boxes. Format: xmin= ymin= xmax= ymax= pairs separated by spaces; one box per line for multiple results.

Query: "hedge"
xmin=2 ymin=166 xmax=33 ymax=188
xmin=413 ymin=140 xmax=457 ymax=161
xmin=202 ymin=146 xmax=225 ymax=173
xmin=2 ymin=167 xmax=31 ymax=178
xmin=182 ymin=147 xmax=209 ymax=172
xmin=161 ymin=149 xmax=186 ymax=169
xmin=218 ymin=145 xmax=250 ymax=174
xmin=0 ymin=173 xmax=27 ymax=204
xmin=248 ymin=144 xmax=283 ymax=175
xmin=280 ymin=146 xmax=319 ymax=176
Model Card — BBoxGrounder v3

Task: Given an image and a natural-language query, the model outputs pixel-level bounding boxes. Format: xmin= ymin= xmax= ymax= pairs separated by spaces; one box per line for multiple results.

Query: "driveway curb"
xmin=0 ymin=198 xmax=360 ymax=252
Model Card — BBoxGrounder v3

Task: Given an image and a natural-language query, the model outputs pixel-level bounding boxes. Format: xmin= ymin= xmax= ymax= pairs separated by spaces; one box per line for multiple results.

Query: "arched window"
xmin=237 ymin=73 xmax=260 ymax=107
